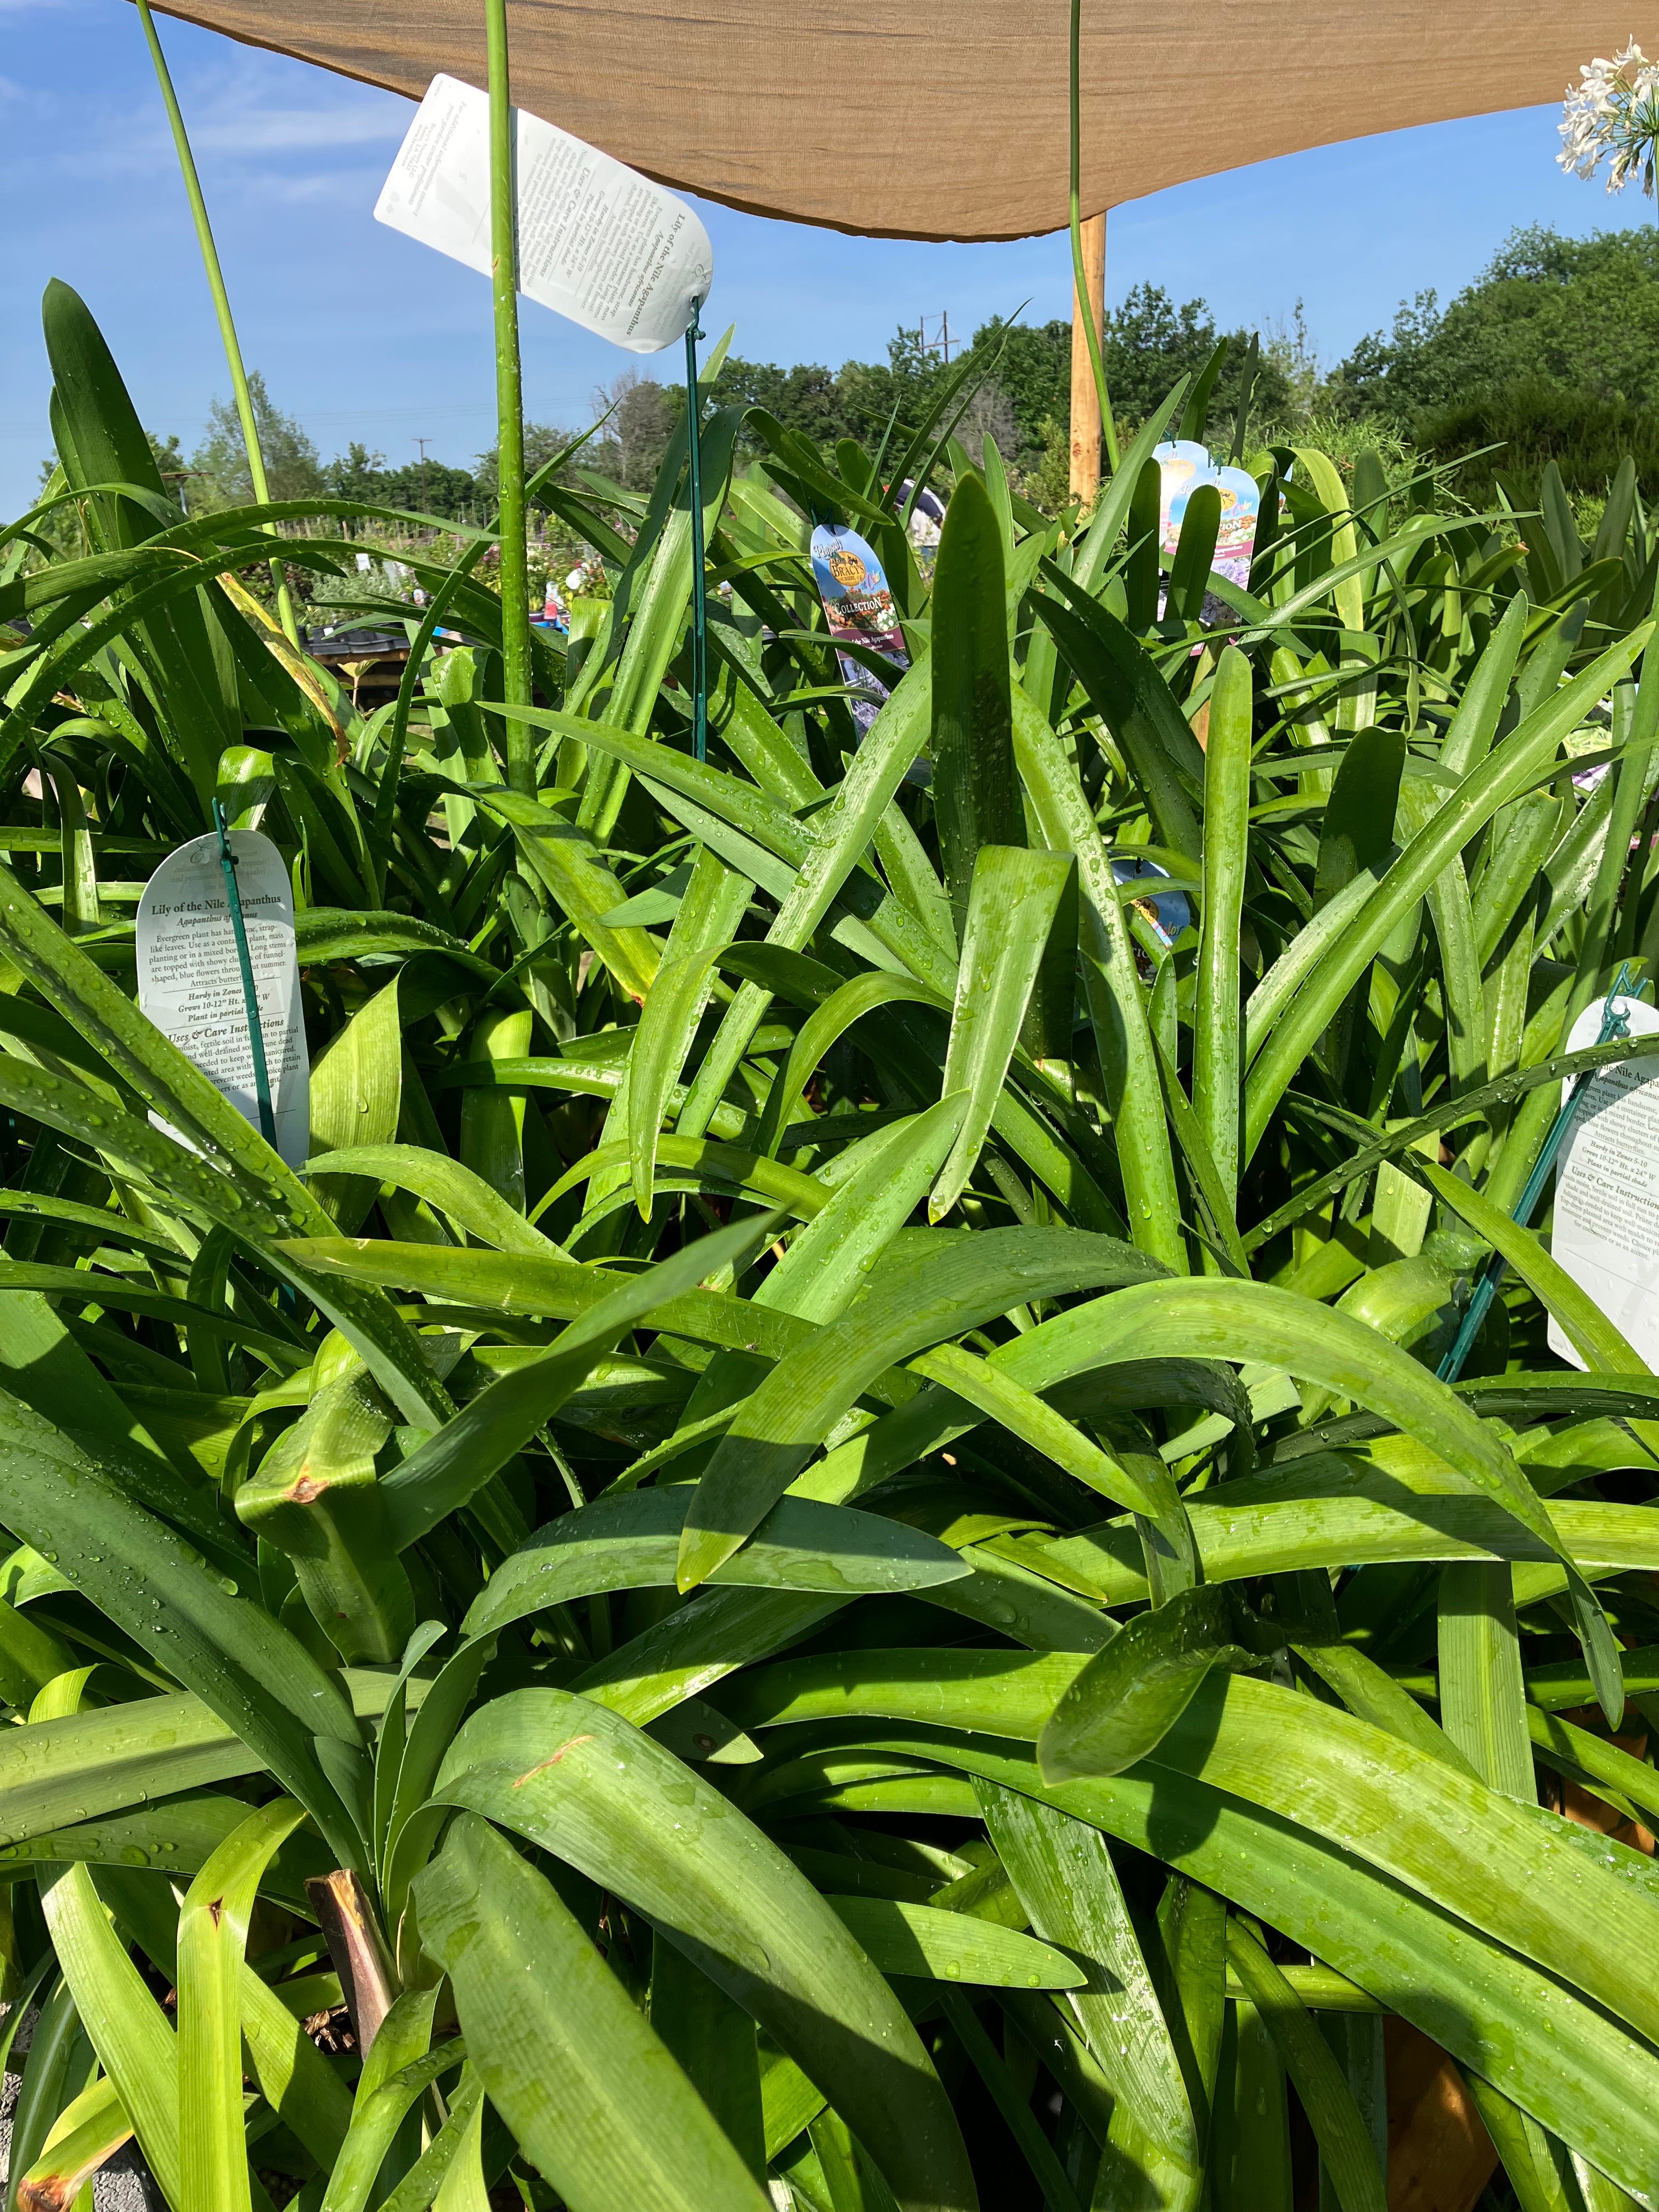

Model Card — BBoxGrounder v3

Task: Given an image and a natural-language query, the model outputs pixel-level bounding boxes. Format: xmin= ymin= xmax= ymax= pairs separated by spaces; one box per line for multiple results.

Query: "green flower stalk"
xmin=134 ymin=0 xmax=300 ymax=644
xmin=1069 ymin=0 xmax=1118 ymax=474
xmin=487 ymin=0 xmax=535 ymax=783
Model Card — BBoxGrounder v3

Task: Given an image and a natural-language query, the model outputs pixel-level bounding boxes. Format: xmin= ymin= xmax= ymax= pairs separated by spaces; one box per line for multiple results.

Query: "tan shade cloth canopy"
xmin=153 ymin=0 xmax=1616 ymax=241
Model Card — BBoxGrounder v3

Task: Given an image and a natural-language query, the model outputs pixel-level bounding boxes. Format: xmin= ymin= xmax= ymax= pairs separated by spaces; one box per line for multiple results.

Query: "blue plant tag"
xmin=810 ymin=524 xmax=909 ymax=735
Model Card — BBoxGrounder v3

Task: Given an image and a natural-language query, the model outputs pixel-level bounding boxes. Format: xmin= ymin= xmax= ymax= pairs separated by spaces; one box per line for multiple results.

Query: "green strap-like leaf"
xmin=381 ymin=1211 xmax=779 ymax=1551
xmin=676 ymin=1227 xmax=1165 ymax=1592
xmin=1224 ymin=1921 xmax=1385 ymax=2212
xmin=414 ymin=1813 xmax=776 ymax=2212
xmin=0 ymin=863 xmax=450 ymax=1426
xmin=975 ymin=1779 xmax=1199 ymax=2191
xmin=177 ymin=1798 xmax=311 ymax=2212
xmin=1013 ymin=684 xmax=1184 ymax=1271
xmin=41 ymin=1860 xmax=182 ymax=2205
xmin=1037 ymin=1587 xmax=1249 ymax=1781
xmin=1243 ymin=621 xmax=1654 ymax=1161
xmin=930 ymin=846 xmax=1074 ymax=1221
xmin=317 ymin=1988 xmax=452 ymax=2212
xmin=465 ymin=1490 xmax=966 ymax=1634
xmin=1420 ymin=1160 xmax=1648 ymax=1374
xmin=1194 ymin=645 xmax=1252 ymax=1205
xmin=932 ymin=474 xmax=1022 ymax=938
xmin=831 ymin=1728 xmax=1659 ymax=2200
xmin=307 ymin=1142 xmax=568 ymax=1258
xmin=431 ymin=1691 xmax=978 ymax=2212
xmin=0 ymin=1387 xmax=363 ymax=1863
xmin=758 ymin=1096 xmax=968 ymax=1324
xmin=16 ymin=2073 xmax=133 ymax=2210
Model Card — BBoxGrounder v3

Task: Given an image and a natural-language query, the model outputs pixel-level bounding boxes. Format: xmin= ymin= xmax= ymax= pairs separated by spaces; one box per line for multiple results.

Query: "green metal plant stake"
xmin=1438 ymin=963 xmax=1636 ymax=1383
xmin=211 ymin=800 xmax=276 ymax=1149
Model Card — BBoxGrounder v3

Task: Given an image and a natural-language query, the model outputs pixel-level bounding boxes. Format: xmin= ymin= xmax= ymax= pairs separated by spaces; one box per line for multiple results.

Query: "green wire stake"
xmin=685 ymin=297 xmax=708 ymax=764
xmin=212 ymin=800 xmax=278 ymax=1151
xmin=1438 ymin=962 xmax=1637 ymax=1384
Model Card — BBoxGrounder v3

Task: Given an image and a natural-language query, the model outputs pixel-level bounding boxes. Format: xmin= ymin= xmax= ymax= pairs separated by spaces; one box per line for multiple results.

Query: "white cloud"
xmin=267 ymin=166 xmax=385 ymax=206
xmin=192 ymin=97 xmax=408 ymax=154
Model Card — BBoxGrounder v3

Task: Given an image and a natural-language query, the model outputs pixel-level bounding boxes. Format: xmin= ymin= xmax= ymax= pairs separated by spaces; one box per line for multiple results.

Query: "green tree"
xmin=715 ymin=359 xmax=850 ymax=446
xmin=324 ymin=442 xmax=479 ymax=521
xmin=187 ymin=369 xmax=325 ymax=509
xmin=476 ymin=419 xmax=584 ymax=509
xmin=1335 ymin=223 xmax=1659 ymax=424
xmin=715 ymin=295 xmax=1295 ymax=494
xmin=605 ymin=371 xmax=676 ymax=492
xmin=324 ymin=439 xmax=386 ymax=504
xmin=148 ymin=429 xmax=187 ymax=494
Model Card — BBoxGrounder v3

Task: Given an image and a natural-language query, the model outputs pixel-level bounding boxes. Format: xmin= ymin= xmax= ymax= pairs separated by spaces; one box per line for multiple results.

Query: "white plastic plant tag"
xmin=375 ymin=73 xmax=713 ymax=354
xmin=1548 ymin=992 xmax=1659 ymax=1368
xmin=136 ymin=830 xmax=310 ymax=1171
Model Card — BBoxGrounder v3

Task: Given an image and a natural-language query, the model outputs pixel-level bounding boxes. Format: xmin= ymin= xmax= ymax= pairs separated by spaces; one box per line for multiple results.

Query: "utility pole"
xmin=414 ymin=437 xmax=431 ymax=521
xmin=918 ymin=312 xmax=954 ymax=365
xmin=1070 ymin=213 xmax=1107 ymax=503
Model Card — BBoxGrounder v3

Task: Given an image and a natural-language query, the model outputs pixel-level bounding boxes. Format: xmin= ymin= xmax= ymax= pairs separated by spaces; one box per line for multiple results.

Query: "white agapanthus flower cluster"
xmin=1559 ymin=39 xmax=1659 ymax=198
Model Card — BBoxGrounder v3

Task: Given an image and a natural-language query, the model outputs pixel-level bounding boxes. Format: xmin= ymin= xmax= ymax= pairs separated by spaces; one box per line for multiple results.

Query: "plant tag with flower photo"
xmin=1549 ymin=993 xmax=1659 ymax=1368
xmin=1154 ymin=441 xmax=1212 ymax=561
xmin=137 ymin=830 xmax=311 ymax=1170
xmin=1208 ymin=466 xmax=1262 ymax=588
xmin=375 ymin=74 xmax=713 ymax=353
xmin=810 ymin=524 xmax=909 ymax=736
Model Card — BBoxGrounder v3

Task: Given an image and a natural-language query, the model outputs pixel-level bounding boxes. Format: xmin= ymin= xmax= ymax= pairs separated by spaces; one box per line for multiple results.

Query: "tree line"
xmin=145 ymin=222 xmax=1659 ymax=526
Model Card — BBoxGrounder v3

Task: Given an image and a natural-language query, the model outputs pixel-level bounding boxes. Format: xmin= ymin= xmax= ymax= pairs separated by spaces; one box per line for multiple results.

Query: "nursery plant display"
xmin=5 ymin=152 xmax=1659 ymax=2212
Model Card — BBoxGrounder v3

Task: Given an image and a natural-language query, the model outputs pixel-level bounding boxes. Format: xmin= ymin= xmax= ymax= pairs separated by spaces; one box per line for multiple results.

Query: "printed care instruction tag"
xmin=1549 ymin=993 xmax=1659 ymax=1368
xmin=137 ymin=831 xmax=310 ymax=1171
xmin=375 ymin=74 xmax=713 ymax=353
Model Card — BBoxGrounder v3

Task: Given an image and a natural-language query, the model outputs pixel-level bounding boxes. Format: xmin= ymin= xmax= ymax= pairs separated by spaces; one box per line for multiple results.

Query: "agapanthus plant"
xmin=1560 ymin=37 xmax=1659 ymax=200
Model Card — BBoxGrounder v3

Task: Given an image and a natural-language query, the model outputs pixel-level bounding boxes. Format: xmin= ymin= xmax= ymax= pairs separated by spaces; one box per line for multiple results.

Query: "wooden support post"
xmin=1070 ymin=211 xmax=1106 ymax=504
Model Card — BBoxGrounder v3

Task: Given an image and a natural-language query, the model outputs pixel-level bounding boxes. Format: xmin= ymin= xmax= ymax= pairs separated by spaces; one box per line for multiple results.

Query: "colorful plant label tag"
xmin=898 ymin=481 xmax=945 ymax=579
xmin=810 ymin=523 xmax=909 ymax=735
xmin=1111 ymin=856 xmax=1192 ymax=951
xmin=137 ymin=830 xmax=311 ymax=1170
xmin=1549 ymin=993 xmax=1659 ymax=1369
xmin=375 ymin=74 xmax=713 ymax=353
xmin=1154 ymin=441 xmax=1212 ymax=561
xmin=1209 ymin=466 xmax=1262 ymax=588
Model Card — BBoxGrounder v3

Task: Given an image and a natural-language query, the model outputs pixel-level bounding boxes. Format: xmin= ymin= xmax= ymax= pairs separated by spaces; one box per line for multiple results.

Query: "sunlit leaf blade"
xmin=432 ymin=1689 xmax=979 ymax=2211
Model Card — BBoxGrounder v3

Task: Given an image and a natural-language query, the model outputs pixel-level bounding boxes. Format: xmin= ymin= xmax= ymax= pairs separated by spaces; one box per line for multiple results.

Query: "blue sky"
xmin=0 ymin=0 xmax=1644 ymax=511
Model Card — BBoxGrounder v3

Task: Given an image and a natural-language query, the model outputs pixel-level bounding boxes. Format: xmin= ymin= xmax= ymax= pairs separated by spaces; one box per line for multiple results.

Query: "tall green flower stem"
xmin=1069 ymin=0 xmax=1118 ymax=475
xmin=134 ymin=0 xmax=300 ymax=646
xmin=486 ymin=0 xmax=534 ymax=784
